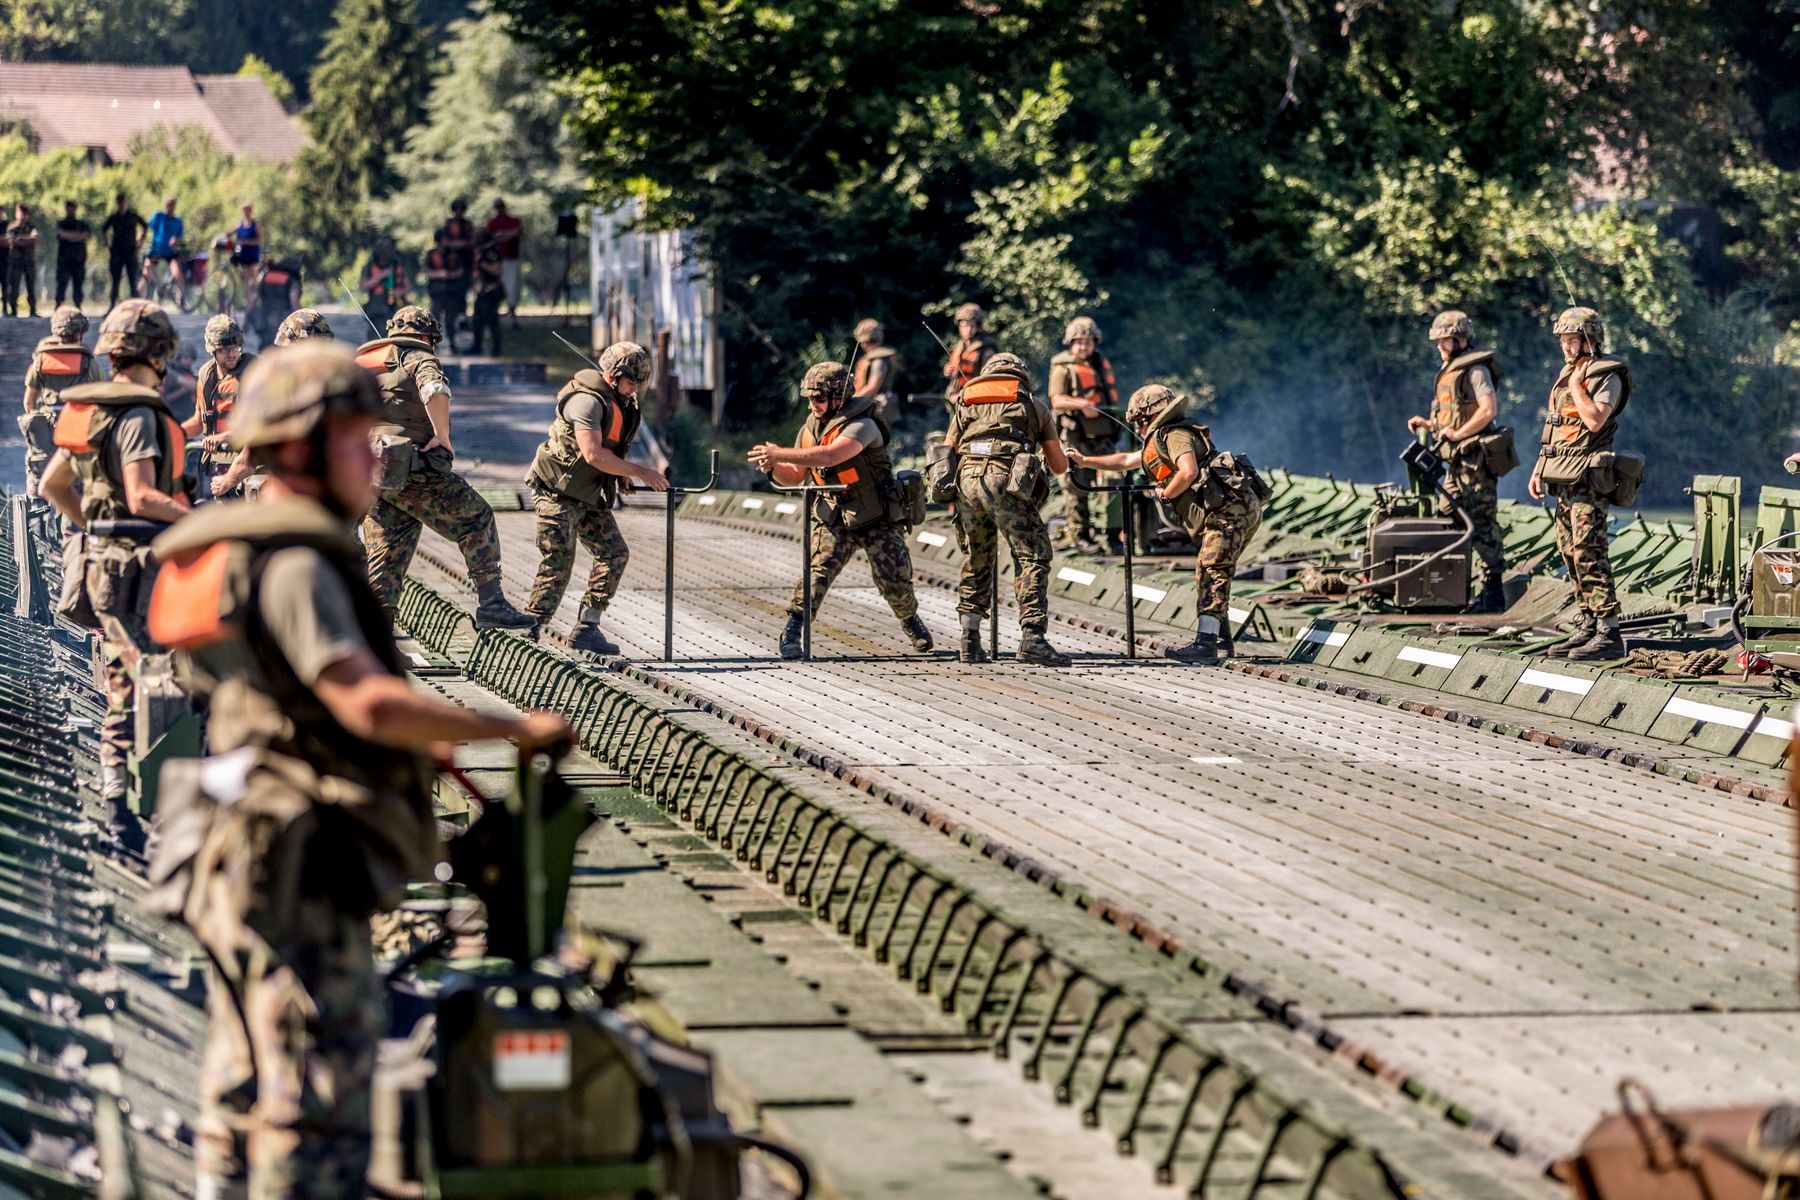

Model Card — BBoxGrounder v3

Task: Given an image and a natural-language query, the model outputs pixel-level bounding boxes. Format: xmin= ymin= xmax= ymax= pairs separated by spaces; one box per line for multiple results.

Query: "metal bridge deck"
xmin=408 ymin=502 xmax=1800 ymax=1163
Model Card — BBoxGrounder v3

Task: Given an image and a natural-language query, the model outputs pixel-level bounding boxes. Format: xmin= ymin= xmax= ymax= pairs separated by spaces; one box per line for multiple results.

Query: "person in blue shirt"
xmin=139 ymin=196 xmax=186 ymax=301
xmin=231 ymin=202 xmax=262 ymax=301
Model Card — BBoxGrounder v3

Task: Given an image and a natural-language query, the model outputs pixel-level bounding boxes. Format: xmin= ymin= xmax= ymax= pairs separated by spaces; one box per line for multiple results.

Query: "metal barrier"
xmin=661 ymin=451 xmax=719 ymax=662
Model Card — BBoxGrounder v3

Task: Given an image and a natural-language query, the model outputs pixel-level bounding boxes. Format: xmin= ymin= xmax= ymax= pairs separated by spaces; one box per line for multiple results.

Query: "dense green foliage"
xmin=370 ymin=5 xmax=585 ymax=301
xmin=495 ymin=0 xmax=1800 ymax=501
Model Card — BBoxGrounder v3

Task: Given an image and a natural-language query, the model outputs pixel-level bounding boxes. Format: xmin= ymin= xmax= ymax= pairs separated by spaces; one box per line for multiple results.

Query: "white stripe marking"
xmin=1228 ymin=607 xmax=1249 ymax=624
xmin=1132 ymin=584 xmax=1167 ymax=603
xmin=917 ymin=531 xmax=948 ymax=547
xmin=1519 ymin=668 xmax=1594 ymax=696
xmin=1754 ymin=716 xmax=1795 ymax=741
xmin=408 ymin=652 xmax=431 ymax=667
xmin=1299 ymin=627 xmax=1349 ymax=648
xmin=1397 ymin=645 xmax=1462 ymax=670
xmin=698 ymin=495 xmax=716 ymax=506
xmin=741 ymin=498 xmax=765 ymax=509
xmin=1057 ymin=567 xmax=1097 ymax=585
xmin=1661 ymin=695 xmax=1757 ymax=731
xmin=775 ymin=502 xmax=797 ymax=514
xmin=1189 ymin=755 xmax=1242 ymax=765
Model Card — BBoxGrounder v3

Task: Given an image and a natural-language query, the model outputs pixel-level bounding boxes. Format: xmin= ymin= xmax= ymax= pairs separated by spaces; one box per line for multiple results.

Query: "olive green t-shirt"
xmin=257 ymin=546 xmax=373 ymax=686
xmin=1157 ymin=426 xmax=1203 ymax=470
xmin=836 ymin=416 xmax=886 ymax=451
xmin=563 ymin=390 xmax=604 ymax=433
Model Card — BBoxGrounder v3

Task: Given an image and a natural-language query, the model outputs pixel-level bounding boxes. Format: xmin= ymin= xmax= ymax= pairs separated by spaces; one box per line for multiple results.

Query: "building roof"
xmin=0 ymin=62 xmax=301 ymax=164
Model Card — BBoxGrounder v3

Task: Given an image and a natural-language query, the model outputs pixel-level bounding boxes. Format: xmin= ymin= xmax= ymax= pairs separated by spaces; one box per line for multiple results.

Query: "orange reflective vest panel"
xmin=960 ymin=377 xmax=1022 ymax=406
xmin=52 ymin=403 xmax=98 ymax=453
xmin=1142 ymin=436 xmax=1174 ymax=483
xmin=35 ymin=349 xmax=89 ymax=391
xmin=148 ymin=541 xmax=235 ymax=649
xmin=798 ymin=426 xmax=860 ymax=486
xmin=948 ymin=343 xmax=985 ymax=386
xmin=1068 ymin=357 xmax=1117 ymax=407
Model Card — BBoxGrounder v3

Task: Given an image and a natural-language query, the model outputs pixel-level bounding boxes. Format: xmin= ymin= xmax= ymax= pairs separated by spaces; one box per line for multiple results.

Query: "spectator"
xmin=442 ymin=197 xmax=475 ymax=275
xmin=55 ymin=199 xmax=90 ymax=309
xmin=0 ymin=210 xmax=11 ymax=317
xmin=140 ymin=195 xmax=185 ymax=299
xmin=485 ymin=196 xmax=522 ymax=327
xmin=470 ymin=233 xmax=504 ymax=356
xmin=359 ymin=239 xmax=409 ymax=331
xmin=101 ymin=193 xmax=146 ymax=306
xmin=6 ymin=203 xmax=37 ymax=318
xmin=231 ymin=202 xmax=262 ymax=297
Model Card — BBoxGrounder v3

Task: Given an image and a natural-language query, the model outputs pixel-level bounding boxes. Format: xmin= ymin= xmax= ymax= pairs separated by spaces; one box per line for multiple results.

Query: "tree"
xmin=371 ymin=4 xmax=584 ymax=301
xmin=294 ymin=0 xmax=428 ymax=264
xmin=237 ymin=53 xmax=296 ymax=111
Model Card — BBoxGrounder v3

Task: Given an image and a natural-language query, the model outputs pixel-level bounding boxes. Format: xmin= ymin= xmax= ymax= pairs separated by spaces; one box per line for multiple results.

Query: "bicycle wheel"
xmin=205 ymin=271 xmax=241 ymax=319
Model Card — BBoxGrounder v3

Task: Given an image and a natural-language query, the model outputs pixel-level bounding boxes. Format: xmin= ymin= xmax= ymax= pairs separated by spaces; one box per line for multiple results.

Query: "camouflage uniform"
xmin=21 ymin=306 xmax=102 ymax=497
xmin=150 ymin=349 xmax=435 ymax=1198
xmin=1551 ymin=482 xmax=1617 ymax=617
xmin=790 ymin=519 xmax=919 ymax=620
xmin=356 ymin=319 xmax=510 ymax=611
xmin=1048 ymin=318 xmax=1118 ymax=546
xmin=950 ymin=357 xmax=1057 ymax=631
xmin=527 ymin=492 xmax=630 ymax=618
xmin=1425 ymin=316 xmax=1506 ymax=591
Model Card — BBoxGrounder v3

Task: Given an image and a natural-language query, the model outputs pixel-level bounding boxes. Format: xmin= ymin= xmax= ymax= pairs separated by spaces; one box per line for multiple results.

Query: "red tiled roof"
xmin=0 ymin=63 xmax=301 ymax=164
xmin=195 ymin=75 xmax=304 ymax=165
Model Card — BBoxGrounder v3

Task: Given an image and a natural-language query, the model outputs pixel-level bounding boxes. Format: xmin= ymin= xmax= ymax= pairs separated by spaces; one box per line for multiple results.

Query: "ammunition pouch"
xmin=55 ymin=531 xmax=100 ymax=628
xmin=1475 ymin=425 xmax=1519 ymax=479
xmin=885 ymin=470 xmax=927 ymax=528
xmin=1590 ymin=450 xmax=1646 ymax=506
xmin=1200 ymin=452 xmax=1272 ymax=510
xmin=1535 ymin=447 xmax=1592 ymax=487
xmin=87 ymin=537 xmax=154 ymax=628
xmin=374 ymin=434 xmax=416 ymax=492
xmin=1006 ymin=452 xmax=1046 ymax=502
xmin=924 ymin=442 xmax=958 ymax=504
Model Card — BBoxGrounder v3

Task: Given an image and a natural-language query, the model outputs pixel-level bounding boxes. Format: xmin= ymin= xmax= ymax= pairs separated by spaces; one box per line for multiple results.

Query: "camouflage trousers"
xmin=1551 ymin=482 xmax=1619 ymax=619
xmin=1193 ymin=493 xmax=1264 ymax=621
xmin=787 ymin=514 xmax=919 ymax=621
xmin=197 ymin=904 xmax=380 ymax=1199
xmin=527 ymin=488 xmax=629 ymax=621
xmin=88 ymin=539 xmax=155 ymax=793
xmin=1439 ymin=463 xmax=1505 ymax=584
xmin=1059 ymin=427 xmax=1117 ymax=541
xmin=955 ymin=463 xmax=1052 ymax=629
xmin=363 ymin=464 xmax=504 ymax=610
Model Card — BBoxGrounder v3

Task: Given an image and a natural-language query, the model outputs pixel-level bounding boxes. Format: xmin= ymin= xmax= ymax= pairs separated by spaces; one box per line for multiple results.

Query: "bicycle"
xmin=141 ymin=253 xmax=192 ymax=312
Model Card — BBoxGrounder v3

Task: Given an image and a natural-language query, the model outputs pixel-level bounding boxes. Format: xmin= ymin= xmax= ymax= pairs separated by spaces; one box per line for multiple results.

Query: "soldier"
xmin=1071 ymin=385 xmax=1267 ymax=663
xmin=1048 ymin=315 xmax=1119 ymax=553
xmin=145 ymin=342 xmax=570 ymax=1199
xmin=851 ymin=318 xmax=899 ymax=413
xmin=21 ymin=305 xmax=104 ymax=499
xmin=36 ymin=300 xmax=193 ymax=851
xmin=205 ymin=310 xmax=338 ymax=499
xmin=942 ymin=353 xmax=1070 ymax=666
xmin=524 ymin=342 xmax=669 ymax=654
xmin=749 ymin=361 xmax=933 ymax=659
xmin=1406 ymin=310 xmax=1507 ymax=611
xmin=1529 ymin=306 xmax=1633 ymax=661
xmin=940 ymin=302 xmax=997 ymax=409
xmin=356 ymin=306 xmax=536 ymax=628
xmin=185 ymin=315 xmax=256 ymax=500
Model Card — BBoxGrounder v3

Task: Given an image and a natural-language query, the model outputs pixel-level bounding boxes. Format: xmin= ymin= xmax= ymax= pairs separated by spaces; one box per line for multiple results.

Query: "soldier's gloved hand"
xmin=636 ymin=467 xmax=670 ymax=491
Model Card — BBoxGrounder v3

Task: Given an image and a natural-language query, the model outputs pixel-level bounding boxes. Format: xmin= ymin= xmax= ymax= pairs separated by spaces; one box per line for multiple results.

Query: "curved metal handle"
xmin=668 ymin=449 xmax=721 ymax=496
xmin=1065 ymin=472 xmax=1155 ymax=495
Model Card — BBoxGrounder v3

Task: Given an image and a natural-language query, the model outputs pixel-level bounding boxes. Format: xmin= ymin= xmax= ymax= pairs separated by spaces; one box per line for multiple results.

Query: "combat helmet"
xmin=49 ymin=305 xmax=88 ymax=342
xmin=1428 ymin=310 xmax=1472 ymax=343
xmin=853 ymin=318 xmax=883 ymax=344
xmin=204 ymin=314 xmax=243 ymax=352
xmin=1553 ymin=306 xmax=1604 ymax=349
xmin=1063 ymin=316 xmax=1102 ymax=345
xmin=982 ymin=352 xmax=1030 ymax=384
xmin=95 ymin=299 xmax=179 ymax=370
xmin=598 ymin=341 xmax=652 ymax=383
xmin=230 ymin=342 xmax=382 ymax=451
xmin=954 ymin=303 xmax=985 ymax=328
xmin=387 ymin=305 xmax=442 ymax=343
xmin=274 ymin=308 xmax=334 ymax=347
xmin=800 ymin=361 xmax=852 ymax=405
xmin=1126 ymin=384 xmax=1178 ymax=425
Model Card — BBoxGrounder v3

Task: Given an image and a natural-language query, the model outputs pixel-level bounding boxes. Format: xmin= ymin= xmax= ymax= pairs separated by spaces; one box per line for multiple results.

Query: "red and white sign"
xmin=493 ymin=1030 xmax=572 ymax=1090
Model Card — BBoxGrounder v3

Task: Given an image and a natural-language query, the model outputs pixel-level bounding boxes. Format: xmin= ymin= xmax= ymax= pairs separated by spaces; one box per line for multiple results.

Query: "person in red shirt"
xmin=485 ymin=197 xmax=523 ymax=327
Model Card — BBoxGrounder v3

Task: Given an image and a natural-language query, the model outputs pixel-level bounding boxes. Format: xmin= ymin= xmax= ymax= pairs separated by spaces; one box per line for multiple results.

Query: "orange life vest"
xmin=1065 ymin=355 xmax=1117 ymax=408
xmin=961 ymin=377 xmax=1023 ymax=406
xmin=1142 ymin=436 xmax=1174 ymax=483
xmin=33 ymin=346 xmax=90 ymax=395
xmin=148 ymin=541 xmax=235 ymax=649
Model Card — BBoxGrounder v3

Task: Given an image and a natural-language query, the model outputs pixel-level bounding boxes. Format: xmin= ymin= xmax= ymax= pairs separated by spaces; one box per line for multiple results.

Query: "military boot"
xmin=1016 ymin=626 xmax=1071 ymax=667
xmin=473 ymin=583 xmax=537 ymax=630
xmin=959 ymin=613 xmax=987 ymax=664
xmin=1566 ymin=617 xmax=1626 ymax=662
xmin=779 ymin=613 xmax=804 ymax=661
xmin=1543 ymin=611 xmax=1596 ymax=658
xmin=1170 ymin=615 xmax=1224 ymax=664
xmin=901 ymin=615 xmax=933 ymax=654
xmin=1475 ymin=575 xmax=1508 ymax=614
xmin=568 ymin=619 xmax=619 ymax=656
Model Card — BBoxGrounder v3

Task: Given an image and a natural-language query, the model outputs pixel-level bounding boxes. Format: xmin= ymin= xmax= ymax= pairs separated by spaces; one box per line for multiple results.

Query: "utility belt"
xmin=1439 ymin=424 xmax=1519 ymax=480
xmin=1535 ymin=446 xmax=1645 ymax=505
xmin=17 ymin=407 xmax=56 ymax=463
xmin=960 ymin=438 xmax=1024 ymax=460
xmin=57 ymin=522 xmax=167 ymax=629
